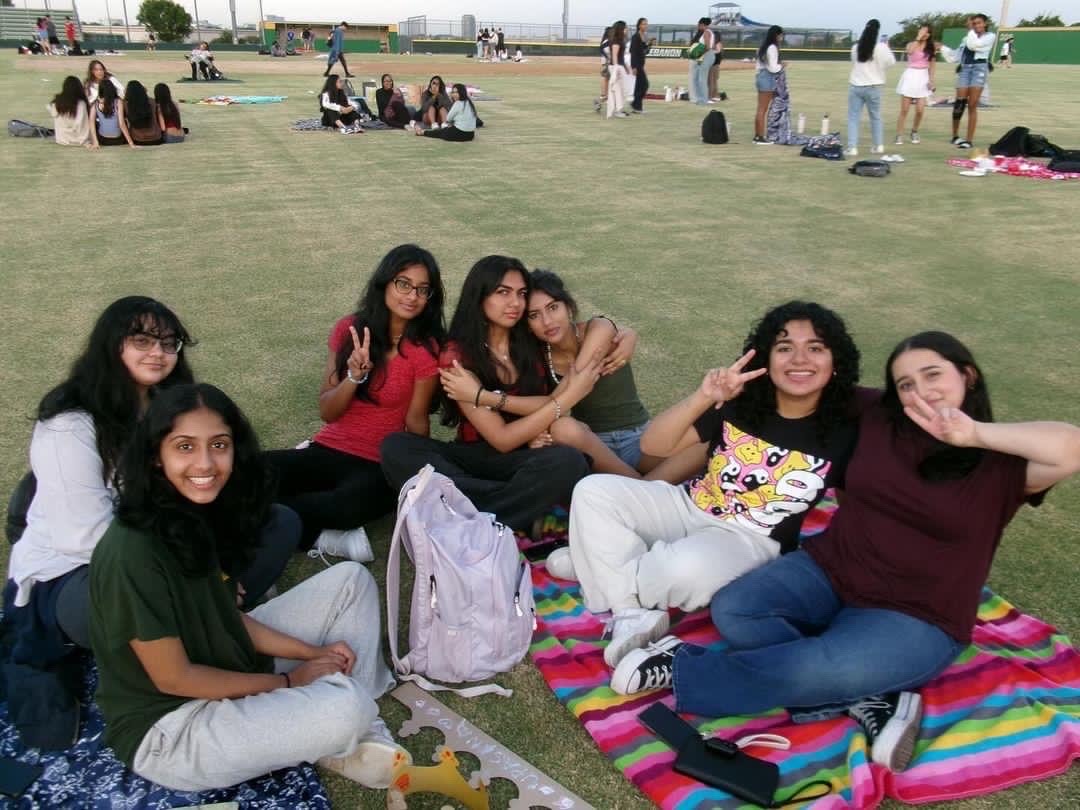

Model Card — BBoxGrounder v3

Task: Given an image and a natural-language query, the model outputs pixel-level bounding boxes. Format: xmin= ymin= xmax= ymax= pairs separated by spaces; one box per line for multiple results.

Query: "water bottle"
xmin=797 ymin=113 xmax=806 ymax=134
xmin=820 ymin=113 xmax=830 ymax=135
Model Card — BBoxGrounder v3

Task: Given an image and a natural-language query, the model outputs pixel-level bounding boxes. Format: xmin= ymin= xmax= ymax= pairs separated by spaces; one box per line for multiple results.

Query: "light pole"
xmin=562 ymin=0 xmax=568 ymax=41
xmin=229 ymin=0 xmax=238 ymax=44
xmin=192 ymin=0 xmax=201 ymax=42
xmin=122 ymin=0 xmax=131 ymax=43
xmin=104 ymin=0 xmax=113 ymax=36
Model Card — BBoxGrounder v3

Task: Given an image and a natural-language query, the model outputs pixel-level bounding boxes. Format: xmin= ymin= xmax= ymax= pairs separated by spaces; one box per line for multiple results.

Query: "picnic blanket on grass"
xmin=0 ymin=652 xmax=330 ymax=809
xmin=522 ymin=502 xmax=1080 ymax=809
xmin=948 ymin=156 xmax=1080 ymax=181
xmin=183 ymin=95 xmax=286 ymax=105
xmin=291 ymin=117 xmax=394 ymax=132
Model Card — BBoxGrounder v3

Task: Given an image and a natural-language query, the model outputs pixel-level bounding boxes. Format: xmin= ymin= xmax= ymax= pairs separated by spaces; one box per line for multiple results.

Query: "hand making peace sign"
xmin=698 ymin=349 xmax=769 ymax=408
xmin=903 ymin=393 xmax=979 ymax=447
xmin=346 ymin=325 xmax=372 ymax=382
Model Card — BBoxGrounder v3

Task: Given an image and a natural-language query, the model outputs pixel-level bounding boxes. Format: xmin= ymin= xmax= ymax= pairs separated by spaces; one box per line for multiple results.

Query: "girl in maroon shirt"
xmin=265 ymin=245 xmax=446 ymax=561
xmin=612 ymin=331 xmax=1080 ymax=773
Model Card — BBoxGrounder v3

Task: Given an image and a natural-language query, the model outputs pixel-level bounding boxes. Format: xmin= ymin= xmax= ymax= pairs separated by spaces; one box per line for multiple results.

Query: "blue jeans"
xmin=672 ymin=550 xmax=963 ymax=718
xmin=957 ymin=63 xmax=989 ymax=88
xmin=847 ymin=84 xmax=883 ymax=149
xmin=596 ymin=423 xmax=647 ymax=469
xmin=691 ymin=51 xmax=715 ymax=104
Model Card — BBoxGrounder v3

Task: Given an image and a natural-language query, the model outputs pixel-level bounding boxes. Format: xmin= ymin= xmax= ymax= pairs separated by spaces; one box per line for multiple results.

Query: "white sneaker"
xmin=308 ymin=527 xmax=373 ymax=564
xmin=545 ymin=547 xmax=578 ymax=581
xmin=319 ymin=717 xmax=409 ymax=789
xmin=603 ymin=608 xmax=669 ymax=667
xmin=871 ymin=145 xmax=886 ymax=155
xmin=613 ymin=111 xmax=629 ymax=118
xmin=844 ymin=147 xmax=858 ymax=157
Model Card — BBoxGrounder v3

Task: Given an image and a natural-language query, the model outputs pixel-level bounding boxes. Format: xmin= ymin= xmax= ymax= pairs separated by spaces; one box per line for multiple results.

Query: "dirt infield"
xmin=12 ymin=51 xmax=756 ymax=80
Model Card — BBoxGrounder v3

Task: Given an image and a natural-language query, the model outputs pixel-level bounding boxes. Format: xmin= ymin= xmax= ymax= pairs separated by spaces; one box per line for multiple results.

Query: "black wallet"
xmin=638 ymin=703 xmax=779 ymax=807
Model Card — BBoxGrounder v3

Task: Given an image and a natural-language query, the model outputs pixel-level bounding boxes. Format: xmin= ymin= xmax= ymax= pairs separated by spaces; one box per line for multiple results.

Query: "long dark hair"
xmin=52 ymin=75 xmax=87 ymax=118
xmin=734 ymin=301 xmax=861 ymax=441
xmin=333 ymin=244 xmax=446 ymax=403
xmin=114 ymin=383 xmax=271 ymax=578
xmin=529 ymin=269 xmax=579 ymax=324
xmin=883 ymin=331 xmax=992 ymax=480
xmin=97 ymin=78 xmax=118 ymax=117
xmin=611 ymin=20 xmax=627 ymax=45
xmin=37 ymin=296 xmax=195 ymax=479
xmin=85 ymin=59 xmax=111 ymax=86
xmin=320 ymin=74 xmax=346 ymax=107
xmin=857 ymin=19 xmax=880 ymax=62
xmin=153 ymin=82 xmax=180 ymax=124
xmin=921 ymin=28 xmax=936 ymax=61
xmin=451 ymin=83 xmax=477 ymax=116
xmin=441 ymin=256 xmax=545 ymax=427
xmin=125 ymin=80 xmax=153 ymax=128
xmin=758 ymin=25 xmax=784 ymax=61
xmin=427 ymin=75 xmax=446 ymax=97
xmin=692 ymin=17 xmax=711 ymax=44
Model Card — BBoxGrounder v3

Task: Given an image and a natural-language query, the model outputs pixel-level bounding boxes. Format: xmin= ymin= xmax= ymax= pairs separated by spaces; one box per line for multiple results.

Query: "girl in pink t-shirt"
xmin=265 ymin=245 xmax=445 ymax=561
xmin=895 ymin=25 xmax=939 ymax=144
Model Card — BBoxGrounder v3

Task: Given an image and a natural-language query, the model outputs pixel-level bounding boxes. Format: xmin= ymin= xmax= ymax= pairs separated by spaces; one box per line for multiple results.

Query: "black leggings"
xmin=380 ymin=433 xmax=588 ymax=532
xmin=265 ymin=442 xmax=395 ymax=549
xmin=322 ymin=109 xmax=359 ymax=128
xmin=422 ymin=125 xmax=475 ymax=142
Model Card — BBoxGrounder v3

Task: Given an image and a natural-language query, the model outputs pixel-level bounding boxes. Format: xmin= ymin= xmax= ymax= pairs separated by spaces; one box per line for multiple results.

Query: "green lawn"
xmin=1 ymin=52 xmax=1078 ymax=809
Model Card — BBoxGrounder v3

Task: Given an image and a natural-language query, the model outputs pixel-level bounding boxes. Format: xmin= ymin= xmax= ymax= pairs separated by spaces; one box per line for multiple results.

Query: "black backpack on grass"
xmin=1048 ymin=152 xmax=1080 ymax=173
xmin=701 ymin=110 xmax=728 ymax=144
xmin=849 ymin=160 xmax=890 ymax=177
xmin=989 ymin=126 xmax=1029 ymax=156
xmin=1022 ymin=133 xmax=1063 ymax=159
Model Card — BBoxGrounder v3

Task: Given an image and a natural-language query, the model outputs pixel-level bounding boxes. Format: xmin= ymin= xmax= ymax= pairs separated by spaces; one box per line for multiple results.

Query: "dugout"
xmin=262 ymin=20 xmax=398 ymax=54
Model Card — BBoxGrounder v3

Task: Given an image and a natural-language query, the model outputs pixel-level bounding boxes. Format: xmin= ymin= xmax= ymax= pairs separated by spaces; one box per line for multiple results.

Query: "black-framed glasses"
xmin=392 ymin=277 xmax=434 ymax=299
xmin=127 ymin=332 xmax=183 ymax=354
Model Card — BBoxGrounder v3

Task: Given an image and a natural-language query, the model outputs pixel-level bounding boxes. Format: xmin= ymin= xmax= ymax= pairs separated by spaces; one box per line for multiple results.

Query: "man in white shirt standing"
xmin=951 ymin=14 xmax=996 ymax=149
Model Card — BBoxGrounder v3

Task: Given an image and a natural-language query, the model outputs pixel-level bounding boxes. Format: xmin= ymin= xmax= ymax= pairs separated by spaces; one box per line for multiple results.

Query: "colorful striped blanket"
xmin=525 ymin=504 xmax=1080 ymax=808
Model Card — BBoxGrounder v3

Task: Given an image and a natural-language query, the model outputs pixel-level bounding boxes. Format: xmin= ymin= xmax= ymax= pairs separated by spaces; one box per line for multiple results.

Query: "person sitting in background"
xmin=154 ymin=83 xmax=186 ymax=143
xmin=90 ymin=79 xmax=136 ymax=148
xmin=413 ymin=83 xmax=477 ymax=141
xmin=415 ymin=76 xmax=451 ymax=129
xmin=47 ymin=75 xmax=94 ymax=148
xmin=124 ymin=80 xmax=163 ymax=146
xmin=375 ymin=74 xmax=411 ymax=129
xmin=270 ymin=40 xmax=286 ymax=57
xmin=84 ymin=59 xmax=124 ymax=106
xmin=189 ymin=42 xmax=215 ymax=81
xmin=320 ymin=74 xmax=361 ymax=133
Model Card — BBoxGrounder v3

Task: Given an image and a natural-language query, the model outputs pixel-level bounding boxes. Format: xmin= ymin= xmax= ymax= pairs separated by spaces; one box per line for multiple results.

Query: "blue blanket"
xmin=0 ymin=654 xmax=330 ymax=809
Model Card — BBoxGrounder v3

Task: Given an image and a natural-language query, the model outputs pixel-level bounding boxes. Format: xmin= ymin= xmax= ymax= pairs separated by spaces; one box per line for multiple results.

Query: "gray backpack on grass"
xmin=386 ymin=464 xmax=535 ymax=697
xmin=8 ymin=119 xmax=54 ymax=138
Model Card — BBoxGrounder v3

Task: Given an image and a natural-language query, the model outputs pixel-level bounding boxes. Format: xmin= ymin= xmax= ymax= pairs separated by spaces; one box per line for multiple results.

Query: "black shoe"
xmin=847 ymin=691 xmax=923 ymax=771
xmin=752 ymin=135 xmax=772 ymax=145
xmin=345 ymin=73 xmax=356 ymax=78
xmin=610 ymin=635 xmax=683 ymax=695
xmin=956 ymin=140 xmax=973 ymax=149
xmin=719 ymin=92 xmax=728 ymax=101
xmin=950 ymin=135 xmax=962 ymax=145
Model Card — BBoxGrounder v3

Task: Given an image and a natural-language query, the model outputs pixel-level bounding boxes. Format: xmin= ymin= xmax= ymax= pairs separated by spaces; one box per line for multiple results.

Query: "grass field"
xmin=2 ymin=51 xmax=1078 ymax=809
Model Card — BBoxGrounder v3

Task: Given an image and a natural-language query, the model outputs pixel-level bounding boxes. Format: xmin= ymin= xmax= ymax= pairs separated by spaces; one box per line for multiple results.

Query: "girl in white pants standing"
xmin=606 ymin=20 xmax=629 ymax=118
xmin=555 ymin=302 xmax=866 ymax=668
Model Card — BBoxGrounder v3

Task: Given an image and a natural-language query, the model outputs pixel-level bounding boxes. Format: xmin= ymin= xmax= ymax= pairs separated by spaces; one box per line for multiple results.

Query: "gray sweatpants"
xmin=131 ymin=562 xmax=395 ymax=791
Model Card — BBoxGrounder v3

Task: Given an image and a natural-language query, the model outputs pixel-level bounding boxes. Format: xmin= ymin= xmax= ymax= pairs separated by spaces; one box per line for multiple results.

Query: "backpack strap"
xmin=385 ymin=464 xmax=513 ymax=699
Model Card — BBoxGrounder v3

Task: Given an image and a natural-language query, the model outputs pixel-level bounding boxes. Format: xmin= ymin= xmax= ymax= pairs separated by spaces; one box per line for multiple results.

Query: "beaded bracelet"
xmin=346 ymin=369 xmax=369 ymax=385
xmin=550 ymin=396 xmax=562 ymax=420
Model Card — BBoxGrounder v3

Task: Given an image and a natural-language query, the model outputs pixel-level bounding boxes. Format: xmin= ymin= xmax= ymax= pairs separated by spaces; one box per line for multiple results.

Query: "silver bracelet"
xmin=550 ymin=396 xmax=562 ymax=420
xmin=346 ymin=369 xmax=369 ymax=385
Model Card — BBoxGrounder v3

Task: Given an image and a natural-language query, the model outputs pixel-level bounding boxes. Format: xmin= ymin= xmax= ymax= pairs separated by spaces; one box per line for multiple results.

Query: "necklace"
xmin=391 ymin=334 xmax=403 ymax=345
xmin=484 ymin=342 xmax=510 ymax=362
xmin=545 ymin=324 xmax=581 ymax=384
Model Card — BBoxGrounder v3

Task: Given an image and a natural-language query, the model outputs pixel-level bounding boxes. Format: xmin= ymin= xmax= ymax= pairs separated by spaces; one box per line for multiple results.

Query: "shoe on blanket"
xmin=603 ymin=608 xmax=669 ymax=667
xmin=545 ymin=547 xmax=578 ymax=581
xmin=611 ymin=635 xmax=684 ymax=695
xmin=847 ymin=691 xmax=923 ymax=771
xmin=309 ymin=527 xmax=373 ymax=564
xmin=319 ymin=717 xmax=409 ymax=789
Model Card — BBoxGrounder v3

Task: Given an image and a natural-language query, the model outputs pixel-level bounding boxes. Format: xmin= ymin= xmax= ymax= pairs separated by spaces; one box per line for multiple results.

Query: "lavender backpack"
xmin=386 ymin=465 xmax=535 ymax=697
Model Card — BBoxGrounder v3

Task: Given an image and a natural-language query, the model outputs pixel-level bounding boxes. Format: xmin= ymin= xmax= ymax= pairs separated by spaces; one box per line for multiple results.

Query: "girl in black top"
xmin=375 ymin=74 xmax=410 ymax=128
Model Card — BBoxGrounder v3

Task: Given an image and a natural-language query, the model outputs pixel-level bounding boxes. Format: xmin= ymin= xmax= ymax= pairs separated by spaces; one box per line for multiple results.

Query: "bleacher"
xmin=0 ymin=7 xmax=80 ymax=43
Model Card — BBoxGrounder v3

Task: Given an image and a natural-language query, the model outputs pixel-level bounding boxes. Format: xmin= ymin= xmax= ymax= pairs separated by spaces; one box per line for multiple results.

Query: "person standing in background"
xmin=630 ymin=18 xmax=650 ymax=114
xmin=689 ymin=18 xmax=716 ymax=105
xmin=845 ymin=18 xmax=895 ymax=157
xmin=949 ymin=14 xmax=995 ymax=149
xmin=708 ymin=32 xmax=727 ymax=102
xmin=64 ymin=16 xmax=76 ymax=50
xmin=606 ymin=20 xmax=629 ymax=118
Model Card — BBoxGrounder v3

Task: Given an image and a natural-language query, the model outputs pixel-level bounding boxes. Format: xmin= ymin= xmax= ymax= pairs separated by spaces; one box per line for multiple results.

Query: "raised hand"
xmin=601 ymin=328 xmax=638 ymax=376
xmin=347 ymin=325 xmax=372 ymax=382
xmin=439 ymin=360 xmax=482 ymax=403
xmin=699 ymin=349 xmax=768 ymax=408
xmin=903 ymin=393 xmax=979 ymax=447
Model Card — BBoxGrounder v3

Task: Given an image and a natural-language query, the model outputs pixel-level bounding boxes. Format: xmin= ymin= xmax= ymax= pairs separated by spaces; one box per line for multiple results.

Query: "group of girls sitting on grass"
xmin=3 ymin=246 xmax=1078 ymax=795
xmin=368 ymin=74 xmax=481 ymax=141
xmin=46 ymin=60 xmax=186 ymax=148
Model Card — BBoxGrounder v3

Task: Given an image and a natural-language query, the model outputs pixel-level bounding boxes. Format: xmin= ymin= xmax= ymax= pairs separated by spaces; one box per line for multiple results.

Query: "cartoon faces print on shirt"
xmin=687 ymin=422 xmax=831 ymax=535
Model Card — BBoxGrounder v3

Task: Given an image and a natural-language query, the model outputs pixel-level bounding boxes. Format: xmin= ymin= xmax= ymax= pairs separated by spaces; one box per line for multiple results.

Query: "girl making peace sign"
xmin=558 ymin=301 xmax=866 ymax=668
xmin=266 ymin=245 xmax=446 ymax=562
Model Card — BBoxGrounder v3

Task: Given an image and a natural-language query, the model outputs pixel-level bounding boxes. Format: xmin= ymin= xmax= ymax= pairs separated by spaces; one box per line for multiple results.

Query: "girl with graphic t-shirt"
xmin=90 ymin=384 xmax=404 ymax=792
xmin=613 ymin=331 xmax=1080 ymax=773
xmin=382 ymin=256 xmax=614 ymax=534
xmin=265 ymin=245 xmax=445 ymax=562
xmin=561 ymin=301 xmax=863 ymax=670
